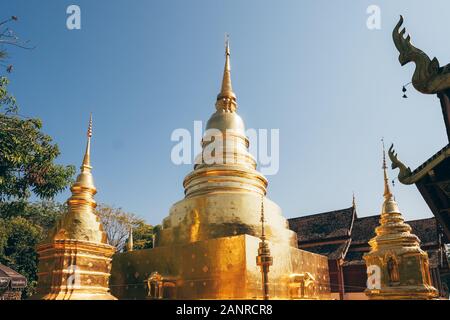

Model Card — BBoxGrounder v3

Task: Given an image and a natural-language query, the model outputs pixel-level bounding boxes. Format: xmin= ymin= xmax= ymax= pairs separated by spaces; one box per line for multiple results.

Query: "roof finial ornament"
xmin=352 ymin=192 xmax=356 ymax=208
xmin=382 ymin=138 xmax=393 ymax=200
xmin=81 ymin=113 xmax=93 ymax=172
xmin=393 ymin=15 xmax=450 ymax=94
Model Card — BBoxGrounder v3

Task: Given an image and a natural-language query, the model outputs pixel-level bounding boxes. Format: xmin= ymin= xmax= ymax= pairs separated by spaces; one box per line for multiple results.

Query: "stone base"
xmin=110 ymin=234 xmax=331 ymax=300
xmin=33 ymin=239 xmax=116 ymax=300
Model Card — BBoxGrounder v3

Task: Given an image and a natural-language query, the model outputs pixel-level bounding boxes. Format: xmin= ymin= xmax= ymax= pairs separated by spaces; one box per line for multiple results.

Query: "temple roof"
xmin=301 ymin=242 xmax=351 ymax=260
xmin=409 ymin=144 xmax=450 ymax=183
xmin=0 ymin=264 xmax=27 ymax=290
xmin=288 ymin=207 xmax=355 ymax=243
xmin=350 ymin=215 xmax=379 ymax=245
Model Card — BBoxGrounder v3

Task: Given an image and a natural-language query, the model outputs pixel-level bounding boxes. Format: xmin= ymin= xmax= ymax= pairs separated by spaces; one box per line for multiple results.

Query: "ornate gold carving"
xmin=388 ymin=144 xmax=414 ymax=184
xmin=288 ymin=273 xmax=317 ymax=300
xmin=393 ymin=15 xmax=450 ymax=94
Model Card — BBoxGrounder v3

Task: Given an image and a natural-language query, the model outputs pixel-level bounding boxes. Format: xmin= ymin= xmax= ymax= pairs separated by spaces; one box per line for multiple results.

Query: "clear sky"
xmin=2 ymin=0 xmax=449 ymax=225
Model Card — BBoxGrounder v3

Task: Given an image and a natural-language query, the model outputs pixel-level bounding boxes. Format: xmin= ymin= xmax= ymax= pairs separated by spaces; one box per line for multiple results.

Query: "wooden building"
xmin=288 ymin=206 xmax=449 ymax=300
xmin=0 ymin=264 xmax=27 ymax=300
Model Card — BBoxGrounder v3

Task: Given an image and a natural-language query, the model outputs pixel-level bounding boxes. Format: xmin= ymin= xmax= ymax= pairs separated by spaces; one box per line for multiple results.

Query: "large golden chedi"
xmin=158 ymin=42 xmax=297 ymax=248
xmin=110 ymin=42 xmax=331 ymax=300
xmin=34 ymin=117 xmax=117 ymax=300
xmin=364 ymin=148 xmax=438 ymax=300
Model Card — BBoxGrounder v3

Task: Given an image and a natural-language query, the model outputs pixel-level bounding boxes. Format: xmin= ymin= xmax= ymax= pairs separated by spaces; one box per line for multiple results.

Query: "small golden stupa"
xmin=110 ymin=40 xmax=331 ymax=300
xmin=34 ymin=115 xmax=117 ymax=300
xmin=363 ymin=143 xmax=438 ymax=300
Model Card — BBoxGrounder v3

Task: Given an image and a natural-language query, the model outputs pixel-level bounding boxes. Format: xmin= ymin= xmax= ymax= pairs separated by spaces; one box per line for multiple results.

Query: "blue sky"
xmin=2 ymin=0 xmax=449 ymax=225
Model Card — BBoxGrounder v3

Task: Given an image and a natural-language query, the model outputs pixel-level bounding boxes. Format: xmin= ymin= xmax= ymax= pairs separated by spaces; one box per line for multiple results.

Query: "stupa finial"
xmin=216 ymin=34 xmax=237 ymax=112
xmin=260 ymin=195 xmax=266 ymax=242
xmin=81 ymin=113 xmax=93 ymax=172
xmin=382 ymin=138 xmax=393 ymax=200
xmin=127 ymin=227 xmax=134 ymax=252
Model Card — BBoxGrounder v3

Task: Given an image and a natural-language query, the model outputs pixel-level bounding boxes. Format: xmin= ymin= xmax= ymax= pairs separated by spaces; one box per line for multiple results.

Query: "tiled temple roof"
xmin=0 ymin=264 xmax=27 ymax=290
xmin=288 ymin=207 xmax=355 ymax=243
xmin=410 ymin=144 xmax=450 ymax=178
xmin=301 ymin=242 xmax=351 ymax=260
xmin=350 ymin=216 xmax=379 ymax=245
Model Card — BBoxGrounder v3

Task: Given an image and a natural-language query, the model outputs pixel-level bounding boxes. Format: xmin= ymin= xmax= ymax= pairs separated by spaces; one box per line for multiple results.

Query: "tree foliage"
xmin=0 ymin=201 xmax=65 ymax=298
xmin=0 ymin=110 xmax=76 ymax=200
xmin=0 ymin=16 xmax=74 ymax=299
xmin=0 ymin=16 xmax=74 ymax=202
xmin=133 ymin=220 xmax=155 ymax=251
xmin=96 ymin=204 xmax=155 ymax=252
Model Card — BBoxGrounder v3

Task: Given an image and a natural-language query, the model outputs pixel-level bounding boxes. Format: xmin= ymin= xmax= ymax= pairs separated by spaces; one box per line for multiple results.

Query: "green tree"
xmin=0 ymin=110 xmax=76 ymax=200
xmin=0 ymin=216 xmax=42 ymax=297
xmin=0 ymin=200 xmax=65 ymax=229
xmin=133 ymin=220 xmax=156 ymax=250
xmin=0 ymin=201 xmax=65 ymax=298
xmin=0 ymin=16 xmax=74 ymax=299
xmin=0 ymin=16 xmax=74 ymax=201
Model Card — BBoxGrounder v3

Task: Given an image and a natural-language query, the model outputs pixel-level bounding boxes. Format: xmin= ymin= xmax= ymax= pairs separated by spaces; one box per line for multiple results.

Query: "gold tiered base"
xmin=365 ymin=286 xmax=439 ymax=300
xmin=110 ymin=234 xmax=331 ymax=300
xmin=364 ymin=247 xmax=438 ymax=300
xmin=33 ymin=240 xmax=117 ymax=300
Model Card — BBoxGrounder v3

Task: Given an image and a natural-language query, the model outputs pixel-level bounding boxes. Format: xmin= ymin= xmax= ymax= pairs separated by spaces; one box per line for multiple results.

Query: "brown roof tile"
xmin=0 ymin=264 xmax=27 ymax=289
xmin=288 ymin=207 xmax=355 ymax=243
xmin=300 ymin=241 xmax=351 ymax=260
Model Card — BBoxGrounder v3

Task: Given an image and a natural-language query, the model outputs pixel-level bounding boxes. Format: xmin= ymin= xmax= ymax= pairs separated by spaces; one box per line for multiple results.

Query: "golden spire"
xmin=382 ymin=139 xmax=393 ymax=200
xmin=81 ymin=113 xmax=93 ymax=172
xmin=260 ymin=195 xmax=266 ymax=242
xmin=216 ymin=34 xmax=237 ymax=112
xmin=256 ymin=195 xmax=272 ymax=300
xmin=127 ymin=227 xmax=134 ymax=252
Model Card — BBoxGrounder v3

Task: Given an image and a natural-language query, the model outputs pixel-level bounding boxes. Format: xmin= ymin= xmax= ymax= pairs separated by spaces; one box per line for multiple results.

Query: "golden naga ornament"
xmin=363 ymin=143 xmax=438 ymax=300
xmin=33 ymin=115 xmax=117 ymax=300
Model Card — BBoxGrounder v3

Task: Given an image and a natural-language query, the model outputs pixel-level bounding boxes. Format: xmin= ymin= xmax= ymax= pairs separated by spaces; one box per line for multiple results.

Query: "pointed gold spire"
xmin=379 ymin=138 xmax=400 ymax=217
xmin=127 ymin=227 xmax=134 ymax=252
xmin=216 ymin=34 xmax=237 ymax=112
xmin=260 ymin=195 xmax=266 ymax=242
xmin=256 ymin=195 xmax=272 ymax=300
xmin=54 ymin=114 xmax=101 ymax=242
xmin=382 ymin=139 xmax=393 ymax=200
xmin=81 ymin=113 xmax=93 ymax=172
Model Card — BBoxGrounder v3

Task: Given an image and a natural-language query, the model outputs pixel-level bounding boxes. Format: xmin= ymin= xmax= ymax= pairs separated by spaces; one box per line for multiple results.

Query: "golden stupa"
xmin=363 ymin=144 xmax=438 ymax=300
xmin=34 ymin=116 xmax=117 ymax=300
xmin=110 ymin=40 xmax=331 ymax=300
